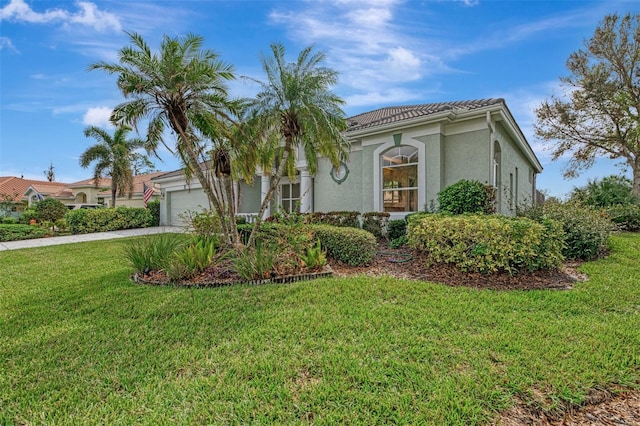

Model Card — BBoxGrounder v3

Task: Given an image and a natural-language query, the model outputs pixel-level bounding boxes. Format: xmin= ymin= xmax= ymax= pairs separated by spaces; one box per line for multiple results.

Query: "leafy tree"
xmin=34 ymin=198 xmax=67 ymax=223
xmin=571 ymin=175 xmax=638 ymax=207
xmin=130 ymin=153 xmax=156 ymax=175
xmin=534 ymin=13 xmax=640 ymax=197
xmin=0 ymin=193 xmax=17 ymax=218
xmin=43 ymin=161 xmax=55 ymax=182
xmin=89 ymin=32 xmax=242 ymax=246
xmin=243 ymin=43 xmax=349 ymax=247
xmin=80 ymin=125 xmax=148 ymax=207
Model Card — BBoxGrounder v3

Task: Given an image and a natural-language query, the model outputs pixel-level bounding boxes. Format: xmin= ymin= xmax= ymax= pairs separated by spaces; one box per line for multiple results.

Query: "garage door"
xmin=167 ymin=189 xmax=210 ymax=227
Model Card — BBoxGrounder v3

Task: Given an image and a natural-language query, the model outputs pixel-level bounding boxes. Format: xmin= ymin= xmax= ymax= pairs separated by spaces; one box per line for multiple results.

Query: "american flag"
xmin=143 ymin=182 xmax=154 ymax=208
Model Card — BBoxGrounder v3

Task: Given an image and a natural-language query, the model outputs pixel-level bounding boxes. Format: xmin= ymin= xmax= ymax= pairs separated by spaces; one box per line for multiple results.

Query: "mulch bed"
xmin=329 ymin=242 xmax=585 ymax=291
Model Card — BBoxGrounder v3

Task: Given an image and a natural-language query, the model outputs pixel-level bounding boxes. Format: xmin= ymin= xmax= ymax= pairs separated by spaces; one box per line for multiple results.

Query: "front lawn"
xmin=1 ymin=234 xmax=639 ymax=424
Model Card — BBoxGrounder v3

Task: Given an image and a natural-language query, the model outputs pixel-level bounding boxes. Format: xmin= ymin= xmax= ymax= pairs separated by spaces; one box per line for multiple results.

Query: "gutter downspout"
xmin=487 ymin=111 xmax=495 ymax=186
xmin=487 ymin=111 xmax=497 ymax=213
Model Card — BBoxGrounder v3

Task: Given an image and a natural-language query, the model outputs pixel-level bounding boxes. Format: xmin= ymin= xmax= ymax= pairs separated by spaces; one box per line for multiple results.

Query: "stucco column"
xmin=260 ymin=174 xmax=271 ymax=219
xmin=300 ymin=169 xmax=313 ymax=213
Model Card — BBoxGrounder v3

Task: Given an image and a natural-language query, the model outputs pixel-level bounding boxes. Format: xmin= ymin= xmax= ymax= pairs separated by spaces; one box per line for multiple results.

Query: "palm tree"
xmin=88 ymin=32 xmax=242 ymax=245
xmin=244 ymin=43 xmax=350 ymax=247
xmin=80 ymin=125 xmax=148 ymax=207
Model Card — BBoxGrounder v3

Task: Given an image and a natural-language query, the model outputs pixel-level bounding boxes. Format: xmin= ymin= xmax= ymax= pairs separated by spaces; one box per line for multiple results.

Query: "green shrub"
xmin=438 ymin=180 xmax=495 ymax=215
xmin=35 ymin=198 xmax=67 ymax=222
xmin=361 ymin=212 xmax=390 ymax=238
xmin=123 ymin=233 xmax=187 ymax=273
xmin=310 ymin=224 xmax=377 ymax=266
xmin=299 ymin=240 xmax=327 ymax=270
xmin=387 ymin=219 xmax=407 ymax=240
xmin=166 ymin=237 xmax=217 ymax=281
xmin=305 ymin=211 xmax=360 ymax=228
xmin=147 ymin=200 xmax=160 ymax=226
xmin=520 ymin=200 xmax=613 ymax=260
xmin=66 ymin=207 xmax=152 ymax=234
xmin=232 ymin=240 xmax=276 ymax=280
xmin=18 ymin=209 xmax=38 ymax=224
xmin=606 ymin=204 xmax=640 ymax=232
xmin=390 ymin=235 xmax=408 ymax=249
xmin=408 ymin=214 xmax=564 ymax=274
xmin=571 ymin=175 xmax=637 ymax=207
xmin=1 ymin=217 xmax=18 ymax=224
xmin=180 ymin=209 xmax=223 ymax=238
xmin=0 ymin=224 xmax=48 ymax=242
xmin=54 ymin=218 xmax=68 ymax=232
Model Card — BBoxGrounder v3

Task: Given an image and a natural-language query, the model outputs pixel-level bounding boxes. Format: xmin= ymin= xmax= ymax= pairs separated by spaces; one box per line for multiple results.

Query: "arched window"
xmin=381 ymin=146 xmax=419 ymax=212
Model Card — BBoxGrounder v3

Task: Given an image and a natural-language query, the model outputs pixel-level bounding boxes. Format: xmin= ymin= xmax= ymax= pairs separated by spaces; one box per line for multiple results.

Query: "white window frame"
xmin=373 ymin=139 xmax=425 ymax=215
xmin=279 ymin=180 xmax=301 ymax=213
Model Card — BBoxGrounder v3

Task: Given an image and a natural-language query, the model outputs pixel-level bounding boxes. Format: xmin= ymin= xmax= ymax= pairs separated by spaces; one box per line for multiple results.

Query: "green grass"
xmin=1 ymin=234 xmax=639 ymax=425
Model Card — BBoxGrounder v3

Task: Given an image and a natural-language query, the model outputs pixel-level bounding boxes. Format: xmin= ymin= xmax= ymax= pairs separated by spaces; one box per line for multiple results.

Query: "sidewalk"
xmin=0 ymin=226 xmax=184 ymax=251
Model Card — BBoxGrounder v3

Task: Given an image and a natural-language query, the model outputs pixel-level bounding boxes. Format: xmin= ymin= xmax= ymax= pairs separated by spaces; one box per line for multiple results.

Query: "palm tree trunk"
xmin=111 ymin=182 xmax=117 ymax=207
xmin=168 ymin=109 xmax=236 ymax=246
xmin=247 ymin=142 xmax=292 ymax=248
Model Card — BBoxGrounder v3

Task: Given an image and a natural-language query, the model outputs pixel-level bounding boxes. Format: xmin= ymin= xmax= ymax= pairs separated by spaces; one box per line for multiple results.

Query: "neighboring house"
xmin=0 ymin=177 xmax=68 ymax=217
xmin=101 ymin=172 xmax=163 ymax=208
xmin=154 ymin=98 xmax=543 ymax=226
xmin=1 ymin=172 xmax=163 ymax=217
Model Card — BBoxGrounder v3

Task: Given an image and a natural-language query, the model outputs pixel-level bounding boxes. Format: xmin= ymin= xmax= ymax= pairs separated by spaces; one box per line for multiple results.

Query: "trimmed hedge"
xmin=407 ymin=214 xmax=564 ymax=274
xmin=0 ymin=224 xmax=48 ymax=242
xmin=66 ymin=207 xmax=152 ymax=234
xmin=309 ymin=224 xmax=377 ymax=266
xmin=305 ymin=211 xmax=360 ymax=228
xmin=438 ymin=180 xmax=495 ymax=215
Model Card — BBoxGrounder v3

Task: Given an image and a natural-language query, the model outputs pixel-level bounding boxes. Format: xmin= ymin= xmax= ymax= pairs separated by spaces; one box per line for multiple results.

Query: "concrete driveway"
xmin=0 ymin=226 xmax=184 ymax=251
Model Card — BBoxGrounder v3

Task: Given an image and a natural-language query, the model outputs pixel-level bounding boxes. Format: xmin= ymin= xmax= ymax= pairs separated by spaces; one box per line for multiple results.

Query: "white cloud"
xmin=268 ymin=0 xmax=436 ymax=111
xmin=83 ymin=106 xmax=113 ymax=127
xmin=385 ymin=47 xmax=422 ymax=81
xmin=0 ymin=36 xmax=18 ymax=52
xmin=0 ymin=0 xmax=121 ymax=32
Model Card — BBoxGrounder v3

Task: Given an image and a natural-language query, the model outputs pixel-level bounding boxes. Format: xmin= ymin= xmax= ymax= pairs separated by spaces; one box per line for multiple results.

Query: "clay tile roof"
xmin=346 ymin=98 xmax=504 ymax=133
xmin=96 ymin=171 xmax=165 ymax=196
xmin=0 ymin=177 xmax=69 ymax=202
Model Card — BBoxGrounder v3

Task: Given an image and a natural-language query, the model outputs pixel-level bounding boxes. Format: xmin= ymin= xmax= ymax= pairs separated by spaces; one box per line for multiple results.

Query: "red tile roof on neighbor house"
xmin=0 ymin=172 xmax=164 ymax=204
xmin=0 ymin=176 xmax=69 ymax=202
xmin=95 ymin=172 xmax=165 ymax=196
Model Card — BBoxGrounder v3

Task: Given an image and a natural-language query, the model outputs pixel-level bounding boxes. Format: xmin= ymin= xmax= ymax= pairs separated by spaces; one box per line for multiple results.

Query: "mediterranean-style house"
xmin=0 ymin=172 xmax=163 ymax=217
xmin=153 ymin=99 xmax=543 ymax=226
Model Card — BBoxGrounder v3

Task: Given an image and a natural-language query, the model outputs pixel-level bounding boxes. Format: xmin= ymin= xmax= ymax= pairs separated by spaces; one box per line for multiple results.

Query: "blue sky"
xmin=0 ymin=0 xmax=637 ymax=198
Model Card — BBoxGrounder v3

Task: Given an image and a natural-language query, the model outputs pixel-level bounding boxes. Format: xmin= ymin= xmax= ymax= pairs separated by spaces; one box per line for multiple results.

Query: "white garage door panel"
xmin=168 ymin=189 xmax=210 ymax=226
